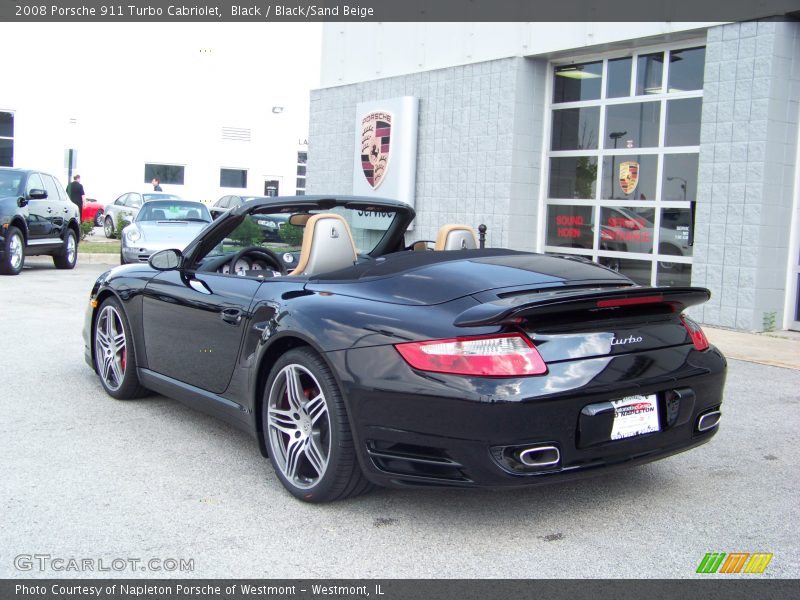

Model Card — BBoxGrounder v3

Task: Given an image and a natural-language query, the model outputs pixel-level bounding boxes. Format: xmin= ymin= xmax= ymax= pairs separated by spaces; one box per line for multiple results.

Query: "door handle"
xmin=47 ymin=207 xmax=53 ymax=213
xmin=63 ymin=207 xmax=68 ymax=213
xmin=221 ymin=308 xmax=242 ymax=325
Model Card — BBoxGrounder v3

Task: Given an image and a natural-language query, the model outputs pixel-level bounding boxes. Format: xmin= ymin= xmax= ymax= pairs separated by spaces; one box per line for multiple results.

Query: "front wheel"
xmin=263 ymin=348 xmax=372 ymax=502
xmin=1 ymin=225 xmax=25 ymax=275
xmin=53 ymin=229 xmax=78 ymax=269
xmin=93 ymin=297 xmax=148 ymax=399
xmin=104 ymin=216 xmax=116 ymax=239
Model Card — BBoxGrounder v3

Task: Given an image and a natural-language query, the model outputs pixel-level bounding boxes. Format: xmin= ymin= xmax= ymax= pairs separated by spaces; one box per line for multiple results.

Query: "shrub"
xmin=279 ymin=223 xmax=304 ymax=246
xmin=79 ymin=220 xmax=95 ymax=241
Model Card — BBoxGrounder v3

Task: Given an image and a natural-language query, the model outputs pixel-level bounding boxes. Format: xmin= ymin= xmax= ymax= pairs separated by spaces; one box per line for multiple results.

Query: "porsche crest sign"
xmin=360 ymin=111 xmax=392 ymax=189
xmin=619 ymin=161 xmax=639 ymax=195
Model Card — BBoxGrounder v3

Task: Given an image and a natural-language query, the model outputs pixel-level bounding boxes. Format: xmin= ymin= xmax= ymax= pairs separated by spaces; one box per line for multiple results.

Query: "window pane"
xmin=296 ymin=165 xmax=307 ymax=176
xmin=657 ymin=261 xmax=692 ymax=287
xmin=553 ymin=62 xmax=603 ymax=103
xmin=659 ymin=207 xmax=693 ymax=259
xmin=606 ymin=57 xmax=632 ymax=98
xmin=0 ymin=139 xmax=12 ymax=167
xmin=551 ymin=107 xmax=600 ymax=150
xmin=0 ymin=112 xmax=13 ymax=137
xmin=599 ymin=256 xmax=652 ymax=286
xmin=600 ymin=206 xmax=655 ymax=255
xmin=601 ymin=154 xmax=658 ymax=200
xmin=144 ymin=164 xmax=184 ymax=185
xmin=668 ymin=47 xmax=705 ymax=92
xmin=605 ymin=102 xmax=660 ymax=149
xmin=636 ymin=53 xmax=664 ymax=95
xmin=297 ymin=151 xmax=307 ymax=164
xmin=545 ymin=204 xmax=595 ymax=249
xmin=665 ymin=98 xmax=702 ymax=146
xmin=220 ymin=168 xmax=247 ymax=188
xmin=548 ymin=157 xmax=597 ymax=199
xmin=661 ymin=154 xmax=699 ymax=201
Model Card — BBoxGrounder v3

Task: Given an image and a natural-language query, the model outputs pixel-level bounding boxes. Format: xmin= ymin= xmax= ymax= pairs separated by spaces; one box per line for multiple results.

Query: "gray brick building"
xmin=308 ymin=19 xmax=800 ymax=332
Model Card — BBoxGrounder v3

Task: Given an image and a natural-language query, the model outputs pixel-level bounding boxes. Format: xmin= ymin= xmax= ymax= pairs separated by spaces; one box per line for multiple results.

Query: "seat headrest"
xmin=289 ymin=213 xmax=358 ymax=276
xmin=152 ymin=209 xmax=166 ymax=220
xmin=434 ymin=224 xmax=478 ymax=251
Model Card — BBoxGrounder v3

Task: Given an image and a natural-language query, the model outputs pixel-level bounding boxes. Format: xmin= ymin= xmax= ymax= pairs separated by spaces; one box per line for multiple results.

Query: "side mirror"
xmin=149 ymin=249 xmax=183 ymax=271
xmin=17 ymin=197 xmax=28 ymax=208
xmin=28 ymin=189 xmax=48 ymax=200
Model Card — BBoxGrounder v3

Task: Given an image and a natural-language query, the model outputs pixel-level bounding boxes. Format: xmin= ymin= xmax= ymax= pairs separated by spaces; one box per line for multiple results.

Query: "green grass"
xmin=80 ymin=240 xmax=120 ymax=254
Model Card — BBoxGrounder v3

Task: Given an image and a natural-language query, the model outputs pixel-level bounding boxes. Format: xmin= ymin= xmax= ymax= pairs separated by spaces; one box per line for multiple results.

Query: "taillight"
xmin=394 ymin=333 xmax=547 ymax=377
xmin=681 ymin=315 xmax=709 ymax=351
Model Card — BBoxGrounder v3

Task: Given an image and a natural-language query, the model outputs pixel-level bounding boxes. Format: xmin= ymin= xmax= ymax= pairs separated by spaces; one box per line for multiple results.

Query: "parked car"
xmin=84 ymin=195 xmax=725 ymax=502
xmin=103 ymin=192 xmax=181 ymax=238
xmin=81 ymin=198 xmax=106 ymax=226
xmin=120 ymin=199 xmax=212 ymax=265
xmin=211 ymin=194 xmax=287 ymax=240
xmin=0 ymin=167 xmax=80 ymax=275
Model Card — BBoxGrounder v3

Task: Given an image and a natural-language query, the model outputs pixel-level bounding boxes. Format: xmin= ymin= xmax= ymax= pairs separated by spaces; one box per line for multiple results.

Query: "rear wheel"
xmin=93 ymin=297 xmax=148 ymax=399
xmin=104 ymin=216 xmax=116 ymax=239
xmin=53 ymin=229 xmax=78 ymax=269
xmin=263 ymin=348 xmax=372 ymax=502
xmin=95 ymin=210 xmax=104 ymax=227
xmin=1 ymin=225 xmax=24 ymax=275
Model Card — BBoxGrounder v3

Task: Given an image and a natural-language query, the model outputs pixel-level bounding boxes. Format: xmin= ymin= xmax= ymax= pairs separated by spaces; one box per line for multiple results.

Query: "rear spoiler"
xmin=454 ymin=286 xmax=711 ymax=327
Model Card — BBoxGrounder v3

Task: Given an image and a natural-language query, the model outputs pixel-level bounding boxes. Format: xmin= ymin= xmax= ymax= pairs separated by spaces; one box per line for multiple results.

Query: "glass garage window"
xmin=548 ymin=157 xmax=597 ymax=199
xmin=665 ymin=98 xmax=702 ymax=146
xmin=551 ymin=107 xmax=600 ymax=150
xmin=604 ymin=102 xmax=661 ymax=149
xmin=545 ymin=44 xmax=703 ymax=287
xmin=553 ymin=61 xmax=603 ymax=103
xmin=668 ymin=47 xmax=706 ymax=92
xmin=545 ymin=205 xmax=595 ymax=249
xmin=601 ymin=154 xmax=658 ymax=200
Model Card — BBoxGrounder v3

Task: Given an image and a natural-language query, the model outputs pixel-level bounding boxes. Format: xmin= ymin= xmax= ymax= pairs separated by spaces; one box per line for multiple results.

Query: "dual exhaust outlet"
xmin=517 ymin=445 xmax=561 ymax=469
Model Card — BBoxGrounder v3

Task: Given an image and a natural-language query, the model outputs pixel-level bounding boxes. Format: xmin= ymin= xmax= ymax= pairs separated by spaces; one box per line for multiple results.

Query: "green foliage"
xmin=79 ymin=220 xmax=95 ymax=241
xmin=230 ymin=217 xmax=263 ymax=247
xmin=115 ymin=214 xmax=127 ymax=239
xmin=279 ymin=223 xmax=304 ymax=247
xmin=762 ymin=311 xmax=776 ymax=333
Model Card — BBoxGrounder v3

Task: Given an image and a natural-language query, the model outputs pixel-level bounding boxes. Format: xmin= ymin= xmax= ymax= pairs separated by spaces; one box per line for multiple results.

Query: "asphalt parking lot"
xmin=1 ymin=258 xmax=798 ymax=579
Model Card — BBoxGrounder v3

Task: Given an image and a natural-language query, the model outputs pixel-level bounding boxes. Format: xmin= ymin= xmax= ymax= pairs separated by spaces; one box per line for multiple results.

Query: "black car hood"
xmin=306 ymin=250 xmax=631 ymax=306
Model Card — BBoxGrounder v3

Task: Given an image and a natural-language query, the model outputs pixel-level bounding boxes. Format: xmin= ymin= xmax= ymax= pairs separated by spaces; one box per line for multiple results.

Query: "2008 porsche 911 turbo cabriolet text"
xmin=83 ymin=195 xmax=726 ymax=502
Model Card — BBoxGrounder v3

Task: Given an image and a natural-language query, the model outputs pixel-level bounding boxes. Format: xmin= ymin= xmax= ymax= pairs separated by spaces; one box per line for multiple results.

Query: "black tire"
xmin=0 ymin=225 xmax=25 ymax=275
xmin=263 ymin=348 xmax=372 ymax=502
xmin=104 ymin=216 xmax=116 ymax=239
xmin=95 ymin=210 xmax=104 ymax=227
xmin=93 ymin=297 xmax=149 ymax=399
xmin=53 ymin=229 xmax=78 ymax=269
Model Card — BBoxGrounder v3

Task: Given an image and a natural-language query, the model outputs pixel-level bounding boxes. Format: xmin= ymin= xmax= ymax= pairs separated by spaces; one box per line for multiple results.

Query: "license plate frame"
xmin=610 ymin=394 xmax=660 ymax=441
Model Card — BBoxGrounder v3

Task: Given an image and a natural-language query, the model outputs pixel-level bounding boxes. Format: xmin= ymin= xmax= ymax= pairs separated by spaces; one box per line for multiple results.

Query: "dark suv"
xmin=0 ymin=168 xmax=81 ymax=275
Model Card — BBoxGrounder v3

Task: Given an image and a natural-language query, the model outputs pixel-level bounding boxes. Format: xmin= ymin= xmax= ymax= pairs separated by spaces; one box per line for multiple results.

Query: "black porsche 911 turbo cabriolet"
xmin=83 ymin=195 xmax=726 ymax=502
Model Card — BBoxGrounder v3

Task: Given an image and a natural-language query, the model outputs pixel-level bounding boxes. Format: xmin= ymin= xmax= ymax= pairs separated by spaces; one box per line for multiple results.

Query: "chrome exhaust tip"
xmin=697 ymin=410 xmax=721 ymax=432
xmin=518 ymin=445 xmax=561 ymax=468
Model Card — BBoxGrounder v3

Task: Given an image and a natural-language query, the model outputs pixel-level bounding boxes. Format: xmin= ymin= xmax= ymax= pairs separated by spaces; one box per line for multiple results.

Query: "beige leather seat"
xmin=434 ymin=224 xmax=478 ymax=251
xmin=289 ymin=213 xmax=358 ymax=276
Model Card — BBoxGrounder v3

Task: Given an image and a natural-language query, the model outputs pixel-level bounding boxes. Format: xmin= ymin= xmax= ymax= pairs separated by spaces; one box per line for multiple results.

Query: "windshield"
xmin=207 ymin=206 xmax=398 ymax=258
xmin=0 ymin=170 xmax=23 ymax=196
xmin=136 ymin=201 xmax=211 ymax=222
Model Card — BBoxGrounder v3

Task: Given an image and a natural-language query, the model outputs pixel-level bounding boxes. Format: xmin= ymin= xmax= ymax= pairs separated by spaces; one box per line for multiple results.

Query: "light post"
xmin=608 ymin=131 xmax=627 ymax=199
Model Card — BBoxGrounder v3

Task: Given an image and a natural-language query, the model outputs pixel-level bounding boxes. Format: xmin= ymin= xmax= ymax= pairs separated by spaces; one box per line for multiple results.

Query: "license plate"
xmin=610 ymin=394 xmax=660 ymax=440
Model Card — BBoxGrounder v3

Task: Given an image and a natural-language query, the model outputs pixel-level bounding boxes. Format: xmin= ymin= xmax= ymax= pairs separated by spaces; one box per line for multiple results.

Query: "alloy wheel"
xmin=66 ymin=234 xmax=76 ymax=265
xmin=104 ymin=217 xmax=115 ymax=238
xmin=94 ymin=304 xmax=127 ymax=392
xmin=8 ymin=231 xmax=23 ymax=271
xmin=267 ymin=364 xmax=331 ymax=489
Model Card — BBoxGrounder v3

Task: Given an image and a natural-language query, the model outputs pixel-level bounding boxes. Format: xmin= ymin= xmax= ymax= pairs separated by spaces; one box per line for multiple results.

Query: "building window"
xmin=295 ymin=150 xmax=306 ymax=195
xmin=544 ymin=45 xmax=705 ymax=287
xmin=220 ymin=168 xmax=247 ymax=188
xmin=144 ymin=163 xmax=184 ymax=185
xmin=0 ymin=111 xmax=14 ymax=167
